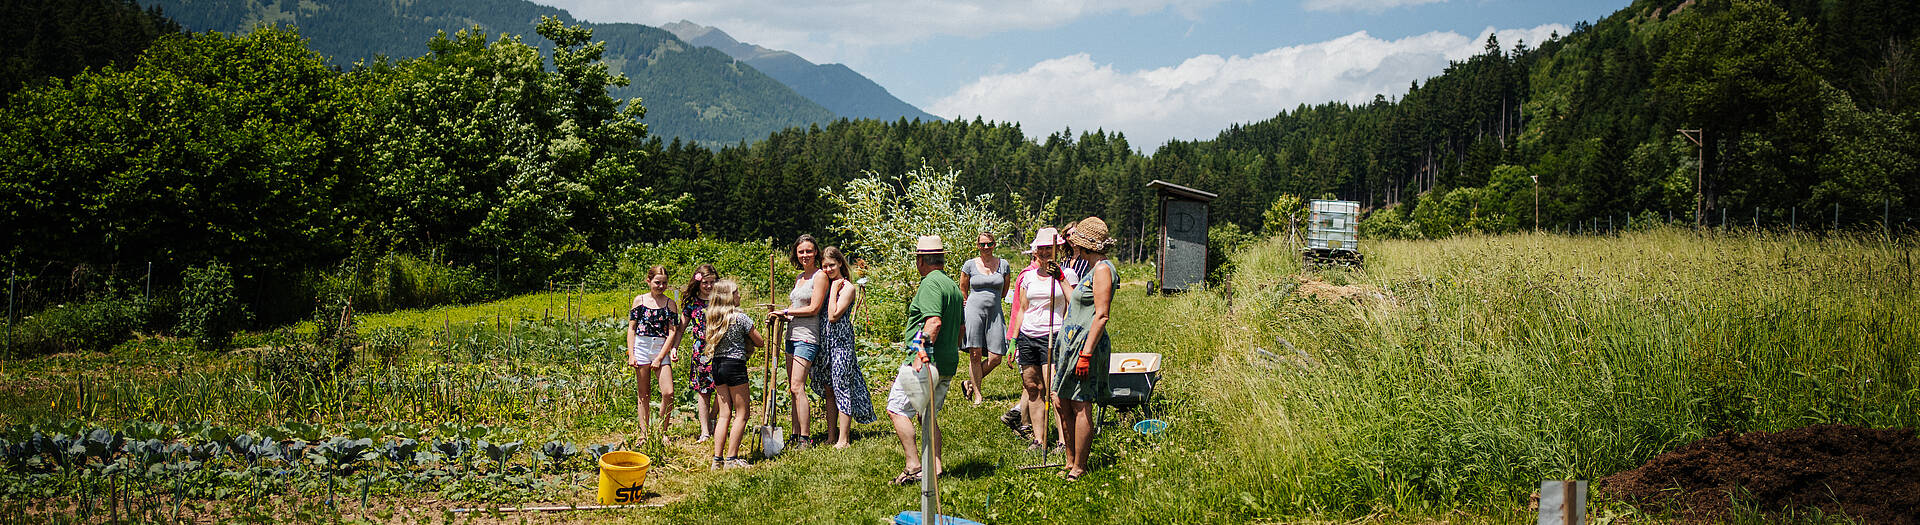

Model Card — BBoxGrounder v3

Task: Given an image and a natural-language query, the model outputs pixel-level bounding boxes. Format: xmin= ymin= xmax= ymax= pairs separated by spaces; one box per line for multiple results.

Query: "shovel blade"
xmin=758 ymin=426 xmax=784 ymax=458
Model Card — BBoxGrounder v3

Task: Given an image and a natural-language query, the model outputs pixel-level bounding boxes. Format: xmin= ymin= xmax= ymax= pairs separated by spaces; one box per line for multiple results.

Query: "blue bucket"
xmin=1133 ymin=419 xmax=1169 ymax=435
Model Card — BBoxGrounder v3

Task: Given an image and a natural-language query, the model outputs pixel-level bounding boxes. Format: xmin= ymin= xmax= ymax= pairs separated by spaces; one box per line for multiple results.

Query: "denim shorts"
xmin=786 ymin=340 xmax=820 ymax=362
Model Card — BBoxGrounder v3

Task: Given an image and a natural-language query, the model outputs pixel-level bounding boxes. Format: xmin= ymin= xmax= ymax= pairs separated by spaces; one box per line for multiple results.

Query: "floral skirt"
xmin=689 ymin=341 xmax=715 ymax=394
xmin=809 ymin=318 xmax=876 ymax=424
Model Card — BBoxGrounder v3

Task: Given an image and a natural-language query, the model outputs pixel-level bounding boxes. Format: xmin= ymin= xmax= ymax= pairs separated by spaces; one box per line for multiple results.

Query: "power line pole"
xmin=1531 ymin=175 xmax=1540 ymax=232
xmin=1678 ymin=129 xmax=1705 ymax=228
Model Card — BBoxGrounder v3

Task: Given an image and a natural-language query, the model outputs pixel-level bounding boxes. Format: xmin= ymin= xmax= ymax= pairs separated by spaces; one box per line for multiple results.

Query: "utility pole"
xmin=1678 ymin=129 xmax=1705 ymax=228
xmin=1531 ymin=175 xmax=1540 ymax=232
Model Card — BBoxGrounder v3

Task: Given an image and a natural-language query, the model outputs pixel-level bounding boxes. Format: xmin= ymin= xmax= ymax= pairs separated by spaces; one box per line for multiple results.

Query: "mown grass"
xmin=1 ymin=228 xmax=1911 ymax=523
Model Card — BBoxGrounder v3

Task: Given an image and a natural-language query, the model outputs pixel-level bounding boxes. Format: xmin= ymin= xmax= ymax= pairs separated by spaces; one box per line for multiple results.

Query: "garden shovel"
xmin=756 ymin=315 xmax=787 ymax=459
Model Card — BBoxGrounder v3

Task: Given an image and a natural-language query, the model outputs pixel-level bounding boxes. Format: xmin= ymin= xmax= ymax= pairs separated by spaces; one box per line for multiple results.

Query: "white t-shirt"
xmin=1014 ymin=266 xmax=1078 ymax=337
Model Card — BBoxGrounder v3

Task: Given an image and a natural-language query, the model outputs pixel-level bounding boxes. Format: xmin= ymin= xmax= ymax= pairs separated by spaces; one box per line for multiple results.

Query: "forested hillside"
xmin=0 ymin=0 xmax=180 ymax=96
xmin=636 ymin=0 xmax=1916 ymax=250
xmin=136 ymin=0 xmax=835 ymax=147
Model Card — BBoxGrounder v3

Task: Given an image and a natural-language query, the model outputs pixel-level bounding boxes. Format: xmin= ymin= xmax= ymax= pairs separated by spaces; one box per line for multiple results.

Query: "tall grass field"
xmin=0 ymin=228 xmax=1911 ymax=523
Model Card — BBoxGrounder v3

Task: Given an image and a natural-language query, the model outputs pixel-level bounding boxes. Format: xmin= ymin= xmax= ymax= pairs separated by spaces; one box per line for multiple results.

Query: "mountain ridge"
xmin=135 ymin=0 xmax=837 ymax=147
xmin=661 ymin=19 xmax=942 ymax=123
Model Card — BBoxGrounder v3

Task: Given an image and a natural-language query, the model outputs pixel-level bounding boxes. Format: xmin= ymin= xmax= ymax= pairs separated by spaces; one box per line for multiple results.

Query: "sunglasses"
xmin=978 ymin=242 xmax=995 ymax=247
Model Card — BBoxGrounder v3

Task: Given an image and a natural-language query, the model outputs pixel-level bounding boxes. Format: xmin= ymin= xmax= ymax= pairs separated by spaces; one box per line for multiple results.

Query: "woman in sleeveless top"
xmin=958 ymin=232 xmax=1011 ymax=406
xmin=1053 ymin=218 xmax=1116 ymax=481
xmin=808 ymin=247 xmax=875 ymax=448
xmin=628 ymin=265 xmax=683 ymax=442
xmin=774 ymin=234 xmax=830 ymax=448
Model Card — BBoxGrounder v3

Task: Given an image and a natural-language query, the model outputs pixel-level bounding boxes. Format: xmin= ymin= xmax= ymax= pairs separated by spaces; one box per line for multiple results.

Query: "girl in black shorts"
xmin=703 ymin=279 xmax=764 ymax=469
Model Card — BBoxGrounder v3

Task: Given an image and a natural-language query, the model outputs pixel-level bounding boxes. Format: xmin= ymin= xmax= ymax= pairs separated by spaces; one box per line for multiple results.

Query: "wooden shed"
xmin=1146 ymin=180 xmax=1218 ymax=293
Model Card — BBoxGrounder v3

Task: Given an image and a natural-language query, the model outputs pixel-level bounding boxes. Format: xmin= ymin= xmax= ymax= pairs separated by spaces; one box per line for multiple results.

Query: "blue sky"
xmin=533 ymin=0 xmax=1629 ymax=147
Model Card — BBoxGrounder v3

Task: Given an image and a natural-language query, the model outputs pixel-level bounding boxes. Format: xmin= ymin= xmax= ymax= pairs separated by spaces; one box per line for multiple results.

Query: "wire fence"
xmin=1548 ymin=200 xmax=1914 ymax=238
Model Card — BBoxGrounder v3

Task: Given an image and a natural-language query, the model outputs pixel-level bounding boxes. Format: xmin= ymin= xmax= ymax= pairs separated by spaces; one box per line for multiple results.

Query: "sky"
xmin=531 ymin=0 xmax=1630 ymax=148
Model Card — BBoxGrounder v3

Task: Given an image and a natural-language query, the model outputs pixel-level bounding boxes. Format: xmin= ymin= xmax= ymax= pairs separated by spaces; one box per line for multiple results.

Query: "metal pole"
xmin=145 ymin=262 xmax=152 ymax=304
xmin=1792 ymin=207 xmax=1797 ymax=230
xmin=1888 ymin=199 xmax=1893 ymax=238
xmin=1679 ymin=129 xmax=1705 ymax=228
xmin=1721 ymin=207 xmax=1726 ymax=229
xmin=1834 ymin=203 xmax=1840 ymax=231
xmin=6 ymin=270 xmax=13 ymax=359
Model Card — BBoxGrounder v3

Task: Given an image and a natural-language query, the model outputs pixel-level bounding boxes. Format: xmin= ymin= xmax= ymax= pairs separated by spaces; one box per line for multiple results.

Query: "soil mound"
xmin=1599 ymin=424 xmax=1920 ymax=523
xmin=1292 ymin=275 xmax=1392 ymax=304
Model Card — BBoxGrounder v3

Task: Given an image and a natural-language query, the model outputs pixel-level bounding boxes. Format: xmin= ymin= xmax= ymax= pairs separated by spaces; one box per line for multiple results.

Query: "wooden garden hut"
xmin=1146 ymin=179 xmax=1217 ymax=293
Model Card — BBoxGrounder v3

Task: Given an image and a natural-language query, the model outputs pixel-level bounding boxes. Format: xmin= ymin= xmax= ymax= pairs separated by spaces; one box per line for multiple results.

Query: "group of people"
xmin=619 ymin=217 xmax=1119 ymax=482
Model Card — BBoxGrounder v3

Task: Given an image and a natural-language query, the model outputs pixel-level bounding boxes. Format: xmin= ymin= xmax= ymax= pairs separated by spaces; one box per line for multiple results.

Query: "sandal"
xmin=1062 ymin=470 xmax=1085 ymax=482
xmin=890 ymin=467 xmax=923 ymax=486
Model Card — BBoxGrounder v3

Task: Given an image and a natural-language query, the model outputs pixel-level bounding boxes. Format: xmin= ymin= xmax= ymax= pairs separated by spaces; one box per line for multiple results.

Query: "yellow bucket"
xmin=596 ymin=451 xmax=651 ymax=505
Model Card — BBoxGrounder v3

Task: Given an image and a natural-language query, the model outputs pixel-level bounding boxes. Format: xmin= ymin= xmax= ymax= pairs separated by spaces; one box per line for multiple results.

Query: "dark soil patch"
xmin=1599 ymin=424 xmax=1920 ymax=524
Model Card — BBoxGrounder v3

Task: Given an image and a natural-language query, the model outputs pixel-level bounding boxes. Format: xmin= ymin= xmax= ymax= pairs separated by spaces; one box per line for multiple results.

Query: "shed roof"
xmin=1146 ymin=179 xmax=1218 ymax=202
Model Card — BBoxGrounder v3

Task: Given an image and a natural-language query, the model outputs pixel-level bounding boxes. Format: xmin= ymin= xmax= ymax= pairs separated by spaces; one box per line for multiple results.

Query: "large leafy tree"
xmin=0 ymin=26 xmax=355 ymax=278
xmin=1654 ymin=0 xmax=1827 ymax=214
xmin=360 ymin=16 xmax=683 ymax=286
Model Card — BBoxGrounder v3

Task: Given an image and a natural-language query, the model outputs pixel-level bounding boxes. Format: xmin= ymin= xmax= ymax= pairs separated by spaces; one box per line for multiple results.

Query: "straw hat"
xmin=1068 ymin=217 xmax=1114 ymax=253
xmin=913 ymin=235 xmax=946 ymax=255
xmin=1021 ymin=227 xmax=1065 ymax=254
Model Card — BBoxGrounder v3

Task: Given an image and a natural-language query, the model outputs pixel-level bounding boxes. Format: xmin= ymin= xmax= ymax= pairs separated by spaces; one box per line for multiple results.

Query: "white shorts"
xmin=629 ymin=336 xmax=668 ymax=367
xmin=886 ymin=367 xmax=953 ymax=418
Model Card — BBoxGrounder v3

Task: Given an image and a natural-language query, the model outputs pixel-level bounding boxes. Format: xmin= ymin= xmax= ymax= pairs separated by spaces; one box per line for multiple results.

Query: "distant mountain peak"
xmin=662 ymin=20 xmax=799 ymax=64
xmin=660 ymin=19 xmax=941 ymax=123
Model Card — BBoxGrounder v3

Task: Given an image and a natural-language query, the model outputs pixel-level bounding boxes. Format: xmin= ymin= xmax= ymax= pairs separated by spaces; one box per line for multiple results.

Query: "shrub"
xmin=176 ymin=262 xmax=250 ymax=352
xmin=255 ymin=295 xmax=357 ymax=394
xmin=824 ymin=163 xmax=1010 ymax=289
xmin=254 ymin=332 xmax=351 ymax=396
xmin=316 ymin=252 xmax=489 ymax=313
xmin=1206 ymin=222 xmax=1260 ymax=285
xmin=7 ymin=297 xmax=144 ymax=356
xmin=591 ymin=238 xmax=772 ymax=295
xmin=364 ymin=326 xmax=418 ymax=367
xmin=1261 ymin=194 xmax=1308 ymax=241
xmin=1359 ymin=204 xmax=1422 ymax=240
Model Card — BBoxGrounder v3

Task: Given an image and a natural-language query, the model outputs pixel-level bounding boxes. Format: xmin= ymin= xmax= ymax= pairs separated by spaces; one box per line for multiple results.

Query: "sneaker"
xmin=726 ymin=457 xmax=750 ymax=469
xmin=1000 ymin=409 xmax=1023 ymax=434
xmin=1013 ymin=425 xmax=1034 ymax=443
xmin=711 ymin=456 xmax=724 ymax=470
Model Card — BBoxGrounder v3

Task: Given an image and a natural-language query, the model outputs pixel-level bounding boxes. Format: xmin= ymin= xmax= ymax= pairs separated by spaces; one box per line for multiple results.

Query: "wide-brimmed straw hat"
xmin=913 ymin=235 xmax=946 ymax=255
xmin=1021 ymin=227 xmax=1065 ymax=254
xmin=1068 ymin=217 xmax=1114 ymax=253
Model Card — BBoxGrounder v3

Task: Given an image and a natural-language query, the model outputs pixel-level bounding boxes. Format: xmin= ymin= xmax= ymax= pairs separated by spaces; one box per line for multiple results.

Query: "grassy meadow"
xmin=0 ymin=228 xmax=1913 ymax=523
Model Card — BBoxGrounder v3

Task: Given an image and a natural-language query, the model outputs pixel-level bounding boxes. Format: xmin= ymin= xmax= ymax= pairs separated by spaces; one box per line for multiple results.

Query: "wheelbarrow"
xmin=1097 ymin=353 xmax=1163 ymax=432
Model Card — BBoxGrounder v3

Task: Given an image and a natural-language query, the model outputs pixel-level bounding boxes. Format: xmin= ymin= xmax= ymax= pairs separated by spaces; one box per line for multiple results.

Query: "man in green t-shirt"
xmin=886 ymin=235 xmax=965 ymax=486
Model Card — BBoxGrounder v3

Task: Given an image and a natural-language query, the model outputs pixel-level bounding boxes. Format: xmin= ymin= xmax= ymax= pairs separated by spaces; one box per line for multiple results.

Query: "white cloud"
xmin=533 ymin=0 xmax=1223 ymax=66
xmin=928 ymin=24 xmax=1564 ymax=148
xmin=1301 ymin=0 xmax=1448 ymax=13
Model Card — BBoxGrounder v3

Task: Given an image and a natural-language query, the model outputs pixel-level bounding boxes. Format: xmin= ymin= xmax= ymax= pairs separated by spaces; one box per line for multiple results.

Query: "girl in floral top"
xmin=680 ymin=264 xmax=719 ymax=443
xmin=628 ymin=265 xmax=683 ymax=442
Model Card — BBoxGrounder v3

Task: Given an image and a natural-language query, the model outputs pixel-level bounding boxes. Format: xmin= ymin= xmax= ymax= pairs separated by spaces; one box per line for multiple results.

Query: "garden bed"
xmin=1600 ymin=424 xmax=1920 ymax=524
